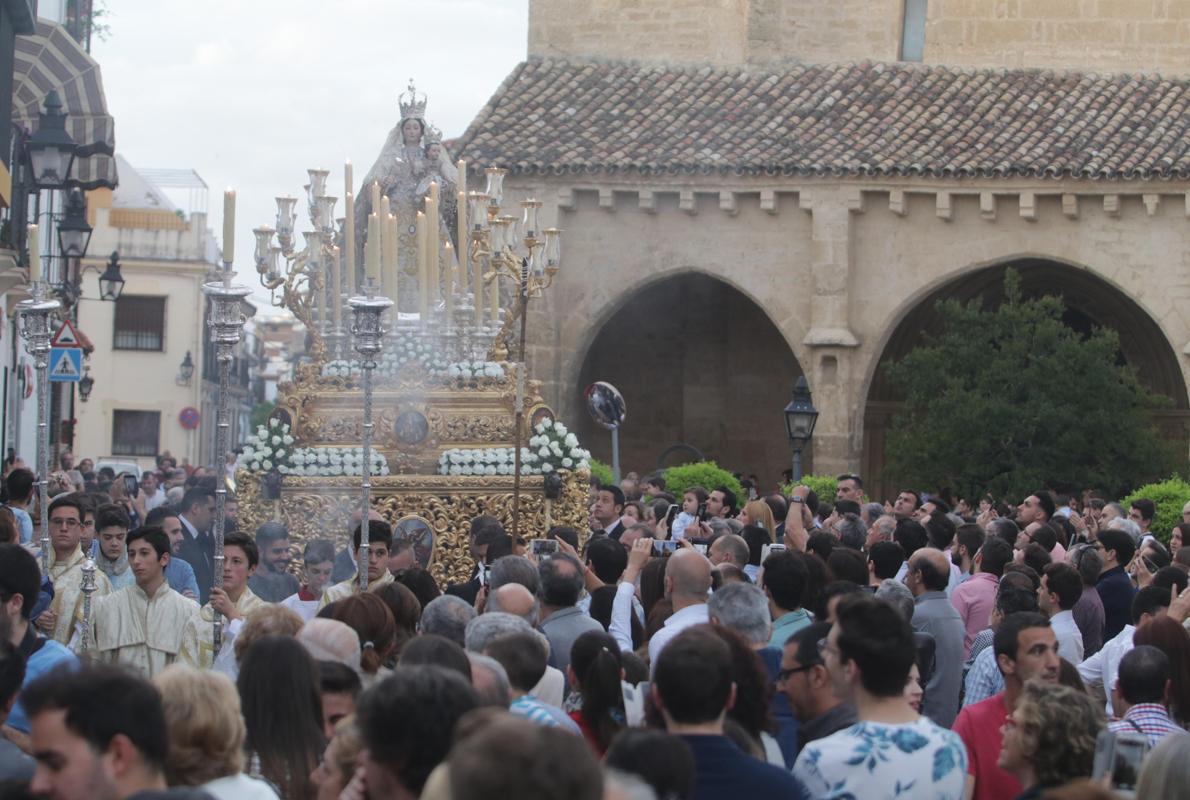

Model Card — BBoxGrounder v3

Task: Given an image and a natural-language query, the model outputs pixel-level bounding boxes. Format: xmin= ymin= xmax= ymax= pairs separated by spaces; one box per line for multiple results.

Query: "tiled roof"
xmin=457 ymin=59 xmax=1190 ymax=181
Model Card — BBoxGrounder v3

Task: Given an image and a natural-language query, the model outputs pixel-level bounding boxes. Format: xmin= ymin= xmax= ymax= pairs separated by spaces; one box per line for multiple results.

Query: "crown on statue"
xmin=399 ymin=78 xmax=428 ymax=122
xmin=424 ymin=125 xmax=443 ymax=146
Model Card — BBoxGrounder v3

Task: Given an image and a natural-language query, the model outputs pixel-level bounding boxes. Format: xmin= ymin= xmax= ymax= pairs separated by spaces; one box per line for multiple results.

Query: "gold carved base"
xmin=236 ymin=468 xmax=591 ymax=587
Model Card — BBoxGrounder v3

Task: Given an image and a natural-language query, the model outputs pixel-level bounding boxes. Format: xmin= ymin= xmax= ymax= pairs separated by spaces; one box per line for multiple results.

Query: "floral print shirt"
xmin=793 ymin=717 xmax=967 ymax=800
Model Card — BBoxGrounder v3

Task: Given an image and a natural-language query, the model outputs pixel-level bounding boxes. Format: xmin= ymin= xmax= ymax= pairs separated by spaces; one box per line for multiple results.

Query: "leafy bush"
xmin=782 ymin=474 xmax=839 ymax=503
xmin=1122 ymin=476 xmax=1190 ymax=545
xmin=663 ymin=462 xmax=743 ymax=501
xmin=588 ymin=458 xmax=614 ymax=487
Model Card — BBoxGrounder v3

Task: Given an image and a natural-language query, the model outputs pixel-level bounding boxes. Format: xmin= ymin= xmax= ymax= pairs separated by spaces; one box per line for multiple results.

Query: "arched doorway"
xmin=861 ymin=258 xmax=1190 ymax=502
xmin=576 ymin=273 xmax=806 ymax=485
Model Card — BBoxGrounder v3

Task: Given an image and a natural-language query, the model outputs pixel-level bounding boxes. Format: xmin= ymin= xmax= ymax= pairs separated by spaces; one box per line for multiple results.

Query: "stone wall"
xmin=528 ymin=0 xmax=1190 ymax=75
xmin=926 ymin=0 xmax=1190 ymax=75
xmin=505 ymin=176 xmax=1190 ymax=492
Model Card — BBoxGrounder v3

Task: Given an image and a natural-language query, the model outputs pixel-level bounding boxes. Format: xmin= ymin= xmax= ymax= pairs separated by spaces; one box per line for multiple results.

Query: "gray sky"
xmin=91 ymin=0 xmax=529 ymax=313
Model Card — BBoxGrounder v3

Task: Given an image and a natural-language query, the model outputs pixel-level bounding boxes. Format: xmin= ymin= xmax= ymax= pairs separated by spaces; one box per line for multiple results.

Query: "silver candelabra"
xmin=79 ymin=557 xmax=96 ymax=653
xmin=202 ymin=264 xmax=251 ymax=654
xmin=16 ymin=281 xmax=61 ymax=574
xmin=348 ymin=278 xmax=392 ymax=591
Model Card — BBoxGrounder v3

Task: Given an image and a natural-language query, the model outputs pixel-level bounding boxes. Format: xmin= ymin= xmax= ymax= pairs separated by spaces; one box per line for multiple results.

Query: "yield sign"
xmin=51 ymin=319 xmax=82 ymax=348
xmin=49 ymin=347 xmax=82 ymax=382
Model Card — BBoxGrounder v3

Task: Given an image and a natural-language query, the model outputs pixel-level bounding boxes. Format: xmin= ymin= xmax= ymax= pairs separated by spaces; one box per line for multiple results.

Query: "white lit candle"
xmin=223 ymin=189 xmax=235 ymax=264
xmin=443 ymin=241 xmax=454 ymax=325
xmin=416 ymin=211 xmax=427 ymax=320
xmin=385 ymin=214 xmax=398 ymax=310
xmin=345 ymin=191 xmax=355 ymax=294
xmin=331 ymin=246 xmax=342 ymax=331
xmin=366 ymin=214 xmax=380 ymax=283
xmin=27 ymin=224 xmax=39 ymax=283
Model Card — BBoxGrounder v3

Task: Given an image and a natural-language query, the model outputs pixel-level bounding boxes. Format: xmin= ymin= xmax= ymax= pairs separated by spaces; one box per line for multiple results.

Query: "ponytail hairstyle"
xmin=327 ymin=593 xmax=396 ymax=674
xmin=570 ymin=630 xmax=626 ymax=752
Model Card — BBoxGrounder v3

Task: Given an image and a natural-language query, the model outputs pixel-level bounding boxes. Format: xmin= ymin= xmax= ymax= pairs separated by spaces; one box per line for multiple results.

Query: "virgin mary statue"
xmin=354 ymin=80 xmax=458 ymax=311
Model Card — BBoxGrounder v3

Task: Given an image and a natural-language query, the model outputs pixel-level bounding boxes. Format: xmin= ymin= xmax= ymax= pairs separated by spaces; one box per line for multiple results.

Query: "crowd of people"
xmin=1 ymin=451 xmax=1189 ymax=800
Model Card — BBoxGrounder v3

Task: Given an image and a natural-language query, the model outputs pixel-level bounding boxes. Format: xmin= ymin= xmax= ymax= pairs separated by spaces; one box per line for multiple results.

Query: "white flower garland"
xmin=321 ymin=355 xmax=505 ymax=381
xmin=437 ymin=419 xmax=590 ymax=476
xmin=239 ymin=418 xmax=389 ymax=477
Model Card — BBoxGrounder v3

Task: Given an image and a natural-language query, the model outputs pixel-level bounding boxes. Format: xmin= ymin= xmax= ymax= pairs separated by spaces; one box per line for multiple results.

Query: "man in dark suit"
xmin=445 ymin=516 xmax=505 ymax=605
xmin=175 ymin=486 xmax=216 ymax=604
xmin=591 ymin=484 xmax=628 ymax=540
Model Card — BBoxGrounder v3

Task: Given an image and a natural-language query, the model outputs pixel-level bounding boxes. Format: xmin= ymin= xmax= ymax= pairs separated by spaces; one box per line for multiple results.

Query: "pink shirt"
xmin=950 ymin=572 xmax=999 ymax=659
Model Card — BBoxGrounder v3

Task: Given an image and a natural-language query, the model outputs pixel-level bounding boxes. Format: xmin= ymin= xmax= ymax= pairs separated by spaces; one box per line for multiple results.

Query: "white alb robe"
xmin=82 ymin=582 xmax=199 ymax=677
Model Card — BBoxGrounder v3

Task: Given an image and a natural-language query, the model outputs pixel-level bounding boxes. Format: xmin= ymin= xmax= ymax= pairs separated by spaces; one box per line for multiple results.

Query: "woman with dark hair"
xmin=1133 ymin=615 xmax=1190 ymax=725
xmin=587 ymin=585 xmax=644 ymax=651
xmin=705 ymin=624 xmax=780 ymax=764
xmin=325 ymin=593 xmax=397 ymax=682
xmin=237 ymin=635 xmax=325 ymax=800
xmin=740 ymin=524 xmax=772 ymax=582
xmin=372 ymin=581 xmax=421 ymax=662
xmin=567 ymin=631 xmax=628 ymax=754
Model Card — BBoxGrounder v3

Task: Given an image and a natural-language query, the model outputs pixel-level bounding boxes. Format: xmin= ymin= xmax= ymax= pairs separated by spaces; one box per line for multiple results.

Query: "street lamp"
xmin=176 ymin=351 xmax=195 ymax=385
xmin=97 ymin=252 xmax=125 ymax=301
xmin=78 ymin=367 xmax=94 ymax=402
xmin=57 ymin=188 xmax=92 ymax=258
xmin=783 ymin=375 xmax=819 ymax=482
xmin=26 ymin=91 xmax=76 ymax=190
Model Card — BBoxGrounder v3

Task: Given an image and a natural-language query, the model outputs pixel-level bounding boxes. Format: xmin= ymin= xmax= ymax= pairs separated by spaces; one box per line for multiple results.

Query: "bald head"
xmin=667 ymin=549 xmax=713 ymax=601
xmin=909 ymin=547 xmax=951 ymax=593
xmin=487 ymin=583 xmax=538 ymax=623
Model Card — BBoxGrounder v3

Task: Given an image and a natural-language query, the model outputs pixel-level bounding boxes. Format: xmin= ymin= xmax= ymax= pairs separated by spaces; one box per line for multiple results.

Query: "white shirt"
xmin=143 ymin=487 xmax=167 ymax=511
xmin=1050 ymin=609 xmax=1084 ymax=663
xmin=895 ymin=560 xmax=965 ymax=597
xmin=279 ymin=592 xmax=320 ymax=623
xmin=647 ymin=602 xmax=709 ymax=672
xmin=1078 ymin=623 xmax=1134 ymax=716
xmin=202 ymin=773 xmax=280 ymax=800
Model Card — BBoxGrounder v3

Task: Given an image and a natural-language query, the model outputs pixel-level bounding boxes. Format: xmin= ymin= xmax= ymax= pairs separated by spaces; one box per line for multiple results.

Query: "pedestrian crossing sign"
xmin=49 ymin=347 xmax=83 ymax=382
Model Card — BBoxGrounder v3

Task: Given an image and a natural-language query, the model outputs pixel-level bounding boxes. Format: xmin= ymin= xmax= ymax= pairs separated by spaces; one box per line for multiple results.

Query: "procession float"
xmin=233 ymin=82 xmax=591 ymax=586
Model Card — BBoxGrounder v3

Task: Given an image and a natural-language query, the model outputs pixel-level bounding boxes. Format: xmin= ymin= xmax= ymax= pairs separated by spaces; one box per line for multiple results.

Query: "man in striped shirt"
xmin=1107 ymin=645 xmax=1184 ymax=747
xmin=485 ymin=631 xmax=580 ymax=734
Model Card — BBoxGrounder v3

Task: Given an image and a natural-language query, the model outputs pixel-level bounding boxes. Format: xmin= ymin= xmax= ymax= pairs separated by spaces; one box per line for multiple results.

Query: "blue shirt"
xmin=510 ymin=695 xmax=581 ymax=734
xmin=164 ymin=557 xmax=200 ymax=600
xmin=679 ymin=734 xmax=808 ymax=800
xmin=962 ymin=646 xmax=1004 ymax=707
xmin=1096 ymin=566 xmax=1136 ymax=643
xmin=8 ymin=626 xmax=78 ymax=733
xmin=769 ymin=609 xmax=811 ymax=649
xmin=6 ymin=506 xmax=32 ymax=545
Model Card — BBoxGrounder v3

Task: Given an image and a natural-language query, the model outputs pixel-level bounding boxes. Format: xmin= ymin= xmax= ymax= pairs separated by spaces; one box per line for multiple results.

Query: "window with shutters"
xmin=111 ymin=410 xmax=160 ymax=456
xmin=113 ymin=295 xmax=166 ymax=351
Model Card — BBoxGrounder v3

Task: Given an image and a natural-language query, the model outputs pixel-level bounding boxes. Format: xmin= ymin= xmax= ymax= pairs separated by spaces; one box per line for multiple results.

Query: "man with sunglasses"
xmin=34 ymin=496 xmax=111 ymax=645
xmin=778 ymin=621 xmax=856 ymax=757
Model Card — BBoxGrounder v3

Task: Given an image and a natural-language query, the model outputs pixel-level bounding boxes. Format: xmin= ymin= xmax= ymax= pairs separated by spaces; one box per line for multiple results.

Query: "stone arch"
xmin=860 ymin=256 xmax=1190 ymax=501
xmin=571 ymin=270 xmax=809 ymax=481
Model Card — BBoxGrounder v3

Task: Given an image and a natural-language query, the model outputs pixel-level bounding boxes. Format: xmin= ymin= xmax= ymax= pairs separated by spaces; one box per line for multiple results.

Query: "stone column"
xmin=798 ymin=188 xmax=864 ymax=477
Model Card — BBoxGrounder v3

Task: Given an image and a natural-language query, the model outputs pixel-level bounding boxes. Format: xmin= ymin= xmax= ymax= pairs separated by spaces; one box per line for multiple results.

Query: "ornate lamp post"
xmin=348 ymin=279 xmax=392 ymax=591
xmin=17 ymin=279 xmax=60 ymax=572
xmin=783 ymin=375 xmax=819 ymax=483
xmin=202 ymin=194 xmax=251 ymax=653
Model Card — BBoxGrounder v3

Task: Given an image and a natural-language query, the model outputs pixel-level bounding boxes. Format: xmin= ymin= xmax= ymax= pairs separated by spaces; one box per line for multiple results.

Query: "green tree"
xmin=885 ymin=270 xmax=1177 ymax=501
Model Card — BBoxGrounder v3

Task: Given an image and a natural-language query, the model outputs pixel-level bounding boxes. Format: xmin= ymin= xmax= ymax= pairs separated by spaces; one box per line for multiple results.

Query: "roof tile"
xmin=457 ymin=59 xmax=1190 ymax=181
